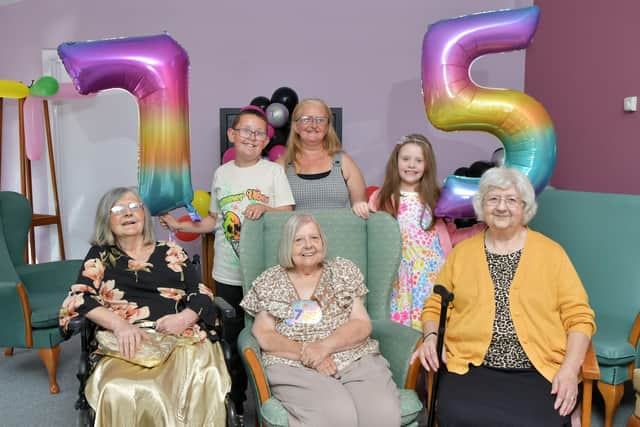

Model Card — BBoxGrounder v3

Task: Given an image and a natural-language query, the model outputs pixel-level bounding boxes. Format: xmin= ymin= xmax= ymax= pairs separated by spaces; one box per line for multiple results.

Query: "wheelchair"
xmin=65 ymin=255 xmax=243 ymax=427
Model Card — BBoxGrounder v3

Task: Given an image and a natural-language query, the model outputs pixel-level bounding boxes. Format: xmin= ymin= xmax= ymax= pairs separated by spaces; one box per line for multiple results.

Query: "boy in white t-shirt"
xmin=160 ymin=108 xmax=294 ymax=415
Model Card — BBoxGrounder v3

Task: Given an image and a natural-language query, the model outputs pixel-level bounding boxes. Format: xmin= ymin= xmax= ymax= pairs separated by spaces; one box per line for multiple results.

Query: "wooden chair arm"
xmin=629 ymin=312 xmax=640 ymax=347
xmin=17 ymin=282 xmax=33 ymax=347
xmin=405 ymin=338 xmax=424 ymax=389
xmin=581 ymin=340 xmax=600 ymax=381
xmin=243 ymin=347 xmax=271 ymax=405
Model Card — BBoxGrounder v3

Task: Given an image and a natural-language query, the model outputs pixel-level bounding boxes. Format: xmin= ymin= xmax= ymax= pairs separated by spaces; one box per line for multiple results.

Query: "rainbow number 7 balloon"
xmin=58 ymin=34 xmax=193 ymax=215
xmin=423 ymin=6 xmax=556 ymax=218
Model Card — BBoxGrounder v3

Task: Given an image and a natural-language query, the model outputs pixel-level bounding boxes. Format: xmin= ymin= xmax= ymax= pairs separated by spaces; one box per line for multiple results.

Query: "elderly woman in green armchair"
xmin=59 ymin=187 xmax=230 ymax=427
xmin=412 ymin=167 xmax=595 ymax=427
xmin=241 ymin=213 xmax=400 ymax=426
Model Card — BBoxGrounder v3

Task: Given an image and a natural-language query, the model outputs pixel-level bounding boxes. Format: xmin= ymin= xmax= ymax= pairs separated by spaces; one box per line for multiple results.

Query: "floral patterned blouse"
xmin=240 ymin=257 xmax=380 ymax=371
xmin=59 ymin=241 xmax=215 ymax=340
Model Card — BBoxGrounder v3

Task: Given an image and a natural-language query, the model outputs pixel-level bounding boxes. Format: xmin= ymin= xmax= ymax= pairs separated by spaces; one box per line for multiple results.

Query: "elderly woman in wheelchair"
xmin=240 ymin=213 xmax=401 ymax=426
xmin=59 ymin=187 xmax=231 ymax=427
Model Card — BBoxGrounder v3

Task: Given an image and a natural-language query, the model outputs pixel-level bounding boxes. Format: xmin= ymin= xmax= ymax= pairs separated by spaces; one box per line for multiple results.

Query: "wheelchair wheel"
xmin=76 ymin=408 xmax=94 ymax=427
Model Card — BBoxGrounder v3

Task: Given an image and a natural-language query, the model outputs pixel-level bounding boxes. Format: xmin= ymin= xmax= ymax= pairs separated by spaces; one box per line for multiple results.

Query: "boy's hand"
xmin=243 ymin=204 xmax=267 ymax=220
xmin=159 ymin=214 xmax=178 ymax=231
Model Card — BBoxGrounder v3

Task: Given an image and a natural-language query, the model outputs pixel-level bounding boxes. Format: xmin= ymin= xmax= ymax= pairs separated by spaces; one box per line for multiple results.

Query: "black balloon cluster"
xmin=249 ymin=87 xmax=299 ymax=159
xmin=453 ymin=160 xmax=495 ymax=179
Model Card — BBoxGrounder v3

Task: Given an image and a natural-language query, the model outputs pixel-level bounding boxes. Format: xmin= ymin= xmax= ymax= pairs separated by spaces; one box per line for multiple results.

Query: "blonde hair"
xmin=91 ymin=187 xmax=155 ymax=246
xmin=472 ymin=167 xmax=538 ymax=225
xmin=284 ymin=98 xmax=342 ymax=165
xmin=278 ymin=214 xmax=327 ymax=269
xmin=376 ymin=134 xmax=440 ymax=228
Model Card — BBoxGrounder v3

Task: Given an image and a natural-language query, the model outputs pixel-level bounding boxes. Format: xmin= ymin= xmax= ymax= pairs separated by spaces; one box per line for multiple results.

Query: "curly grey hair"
xmin=472 ymin=167 xmax=538 ymax=225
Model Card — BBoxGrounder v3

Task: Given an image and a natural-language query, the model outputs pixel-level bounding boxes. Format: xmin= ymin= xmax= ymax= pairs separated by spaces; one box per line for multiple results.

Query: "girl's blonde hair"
xmin=284 ymin=98 xmax=342 ymax=165
xmin=376 ymin=134 xmax=440 ymax=228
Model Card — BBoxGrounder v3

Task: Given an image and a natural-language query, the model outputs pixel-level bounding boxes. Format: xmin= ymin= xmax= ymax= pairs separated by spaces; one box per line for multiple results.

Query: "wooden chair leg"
xmin=628 ymin=415 xmax=640 ymax=427
xmin=597 ymin=381 xmax=625 ymax=427
xmin=4 ymin=347 xmax=14 ymax=356
xmin=37 ymin=346 xmax=61 ymax=394
xmin=581 ymin=379 xmax=594 ymax=427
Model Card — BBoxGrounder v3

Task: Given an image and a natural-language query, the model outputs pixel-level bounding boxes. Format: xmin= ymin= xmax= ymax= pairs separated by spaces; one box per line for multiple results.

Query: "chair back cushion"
xmin=529 ymin=188 xmax=640 ymax=365
xmin=239 ymin=209 xmax=401 ymax=321
xmin=0 ymin=191 xmax=31 ymax=268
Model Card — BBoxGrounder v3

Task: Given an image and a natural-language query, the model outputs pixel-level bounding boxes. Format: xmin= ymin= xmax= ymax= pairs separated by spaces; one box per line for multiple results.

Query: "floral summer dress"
xmin=390 ymin=192 xmax=445 ymax=330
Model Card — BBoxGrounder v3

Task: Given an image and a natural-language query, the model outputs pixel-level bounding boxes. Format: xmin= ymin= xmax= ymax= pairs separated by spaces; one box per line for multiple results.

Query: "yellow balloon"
xmin=192 ymin=189 xmax=211 ymax=218
xmin=0 ymin=80 xmax=29 ymax=99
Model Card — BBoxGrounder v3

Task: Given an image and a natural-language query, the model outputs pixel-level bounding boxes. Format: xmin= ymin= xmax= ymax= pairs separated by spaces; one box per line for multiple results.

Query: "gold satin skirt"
xmin=85 ymin=340 xmax=231 ymax=427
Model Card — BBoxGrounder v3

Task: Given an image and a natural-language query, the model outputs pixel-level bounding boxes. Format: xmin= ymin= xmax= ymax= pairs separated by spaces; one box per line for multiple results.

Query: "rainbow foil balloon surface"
xmin=58 ymin=34 xmax=193 ymax=215
xmin=422 ymin=6 xmax=556 ymax=218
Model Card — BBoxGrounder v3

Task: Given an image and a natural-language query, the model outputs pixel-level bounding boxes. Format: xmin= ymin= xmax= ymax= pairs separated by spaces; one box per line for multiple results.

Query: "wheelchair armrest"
xmin=214 ymin=296 xmax=236 ymax=320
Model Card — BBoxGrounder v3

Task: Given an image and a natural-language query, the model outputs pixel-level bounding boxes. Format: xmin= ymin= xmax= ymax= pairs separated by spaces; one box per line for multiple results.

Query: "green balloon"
xmin=29 ymin=76 xmax=59 ymax=97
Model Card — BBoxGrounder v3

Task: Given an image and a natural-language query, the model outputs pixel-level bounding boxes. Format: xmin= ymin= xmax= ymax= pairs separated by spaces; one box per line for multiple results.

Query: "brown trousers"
xmin=266 ymin=354 xmax=401 ymax=427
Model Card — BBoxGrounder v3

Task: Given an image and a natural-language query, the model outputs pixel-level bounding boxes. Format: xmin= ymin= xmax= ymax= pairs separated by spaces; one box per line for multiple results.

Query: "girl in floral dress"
xmin=369 ymin=134 xmax=484 ymax=330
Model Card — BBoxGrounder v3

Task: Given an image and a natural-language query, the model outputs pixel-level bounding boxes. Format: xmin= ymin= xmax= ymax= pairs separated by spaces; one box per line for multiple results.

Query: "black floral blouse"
xmin=59 ymin=241 xmax=215 ymax=340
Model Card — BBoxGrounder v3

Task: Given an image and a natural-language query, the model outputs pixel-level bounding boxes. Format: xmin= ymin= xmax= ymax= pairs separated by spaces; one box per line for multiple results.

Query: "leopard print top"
xmin=482 ymin=248 xmax=533 ymax=369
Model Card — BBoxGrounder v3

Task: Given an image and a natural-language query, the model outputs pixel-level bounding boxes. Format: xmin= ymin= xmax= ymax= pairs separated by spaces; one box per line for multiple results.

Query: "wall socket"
xmin=623 ymin=96 xmax=637 ymax=112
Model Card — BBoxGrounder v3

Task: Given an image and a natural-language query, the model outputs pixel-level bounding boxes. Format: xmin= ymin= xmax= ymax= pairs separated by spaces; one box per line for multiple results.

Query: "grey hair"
xmin=91 ymin=187 xmax=155 ymax=246
xmin=472 ymin=167 xmax=538 ymax=225
xmin=278 ymin=213 xmax=327 ymax=269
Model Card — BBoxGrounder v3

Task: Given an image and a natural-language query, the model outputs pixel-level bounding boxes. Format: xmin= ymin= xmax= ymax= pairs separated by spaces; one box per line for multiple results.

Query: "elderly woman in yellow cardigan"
xmin=411 ymin=167 xmax=595 ymax=427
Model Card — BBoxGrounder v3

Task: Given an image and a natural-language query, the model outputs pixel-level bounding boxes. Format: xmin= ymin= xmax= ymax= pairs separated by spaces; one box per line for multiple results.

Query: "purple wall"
xmin=0 ymin=0 xmax=531 ymax=258
xmin=526 ymin=1 xmax=640 ymax=194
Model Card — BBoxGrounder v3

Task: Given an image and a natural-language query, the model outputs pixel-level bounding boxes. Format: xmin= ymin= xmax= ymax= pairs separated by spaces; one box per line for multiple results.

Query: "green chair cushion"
xmin=593 ymin=323 xmax=636 ymax=365
xmin=399 ymin=388 xmax=423 ymax=425
xmin=29 ymin=291 xmax=64 ymax=328
xmin=259 ymin=387 xmax=422 ymax=427
xmin=261 ymin=398 xmax=288 ymax=427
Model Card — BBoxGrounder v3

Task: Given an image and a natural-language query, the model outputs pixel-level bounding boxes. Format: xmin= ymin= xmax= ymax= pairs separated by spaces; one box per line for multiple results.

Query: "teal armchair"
xmin=238 ymin=210 xmax=424 ymax=427
xmin=0 ymin=191 xmax=82 ymax=393
xmin=530 ymin=188 xmax=639 ymax=427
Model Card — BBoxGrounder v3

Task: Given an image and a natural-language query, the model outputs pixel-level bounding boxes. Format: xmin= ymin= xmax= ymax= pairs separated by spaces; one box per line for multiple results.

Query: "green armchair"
xmin=238 ymin=209 xmax=424 ymax=427
xmin=530 ymin=188 xmax=639 ymax=427
xmin=0 ymin=191 xmax=82 ymax=393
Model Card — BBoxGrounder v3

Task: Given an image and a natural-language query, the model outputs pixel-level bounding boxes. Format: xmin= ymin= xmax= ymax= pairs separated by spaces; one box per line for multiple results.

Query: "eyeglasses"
xmin=233 ymin=127 xmax=268 ymax=141
xmin=295 ymin=115 xmax=329 ymax=126
xmin=110 ymin=201 xmax=144 ymax=216
xmin=484 ymin=195 xmax=523 ymax=209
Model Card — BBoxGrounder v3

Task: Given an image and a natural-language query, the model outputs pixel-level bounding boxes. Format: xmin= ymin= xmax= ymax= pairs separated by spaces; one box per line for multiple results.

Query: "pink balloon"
xmin=222 ymin=147 xmax=236 ymax=164
xmin=24 ymin=96 xmax=45 ymax=161
xmin=268 ymin=144 xmax=286 ymax=162
xmin=241 ymin=104 xmax=274 ymax=138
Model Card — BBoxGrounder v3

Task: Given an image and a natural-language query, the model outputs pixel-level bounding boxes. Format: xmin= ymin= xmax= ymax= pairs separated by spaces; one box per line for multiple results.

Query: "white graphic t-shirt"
xmin=209 ymin=159 xmax=294 ymax=286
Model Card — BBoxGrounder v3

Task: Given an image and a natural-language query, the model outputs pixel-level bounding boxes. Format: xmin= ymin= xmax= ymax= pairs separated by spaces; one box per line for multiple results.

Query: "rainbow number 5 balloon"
xmin=423 ymin=6 xmax=556 ymax=218
xmin=58 ymin=34 xmax=193 ymax=215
